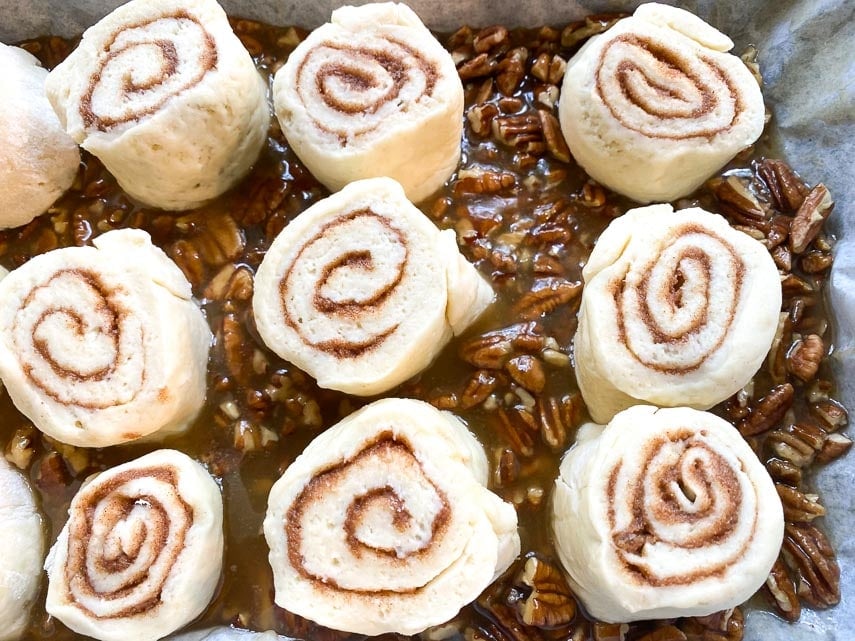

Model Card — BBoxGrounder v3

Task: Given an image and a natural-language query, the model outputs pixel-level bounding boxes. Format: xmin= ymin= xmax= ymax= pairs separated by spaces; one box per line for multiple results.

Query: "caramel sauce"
xmin=5 ymin=16 xmax=841 ymax=641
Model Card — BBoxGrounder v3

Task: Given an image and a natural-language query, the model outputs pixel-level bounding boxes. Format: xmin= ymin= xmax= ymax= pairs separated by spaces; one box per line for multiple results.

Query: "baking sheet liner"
xmin=1 ymin=0 xmax=852 ymax=638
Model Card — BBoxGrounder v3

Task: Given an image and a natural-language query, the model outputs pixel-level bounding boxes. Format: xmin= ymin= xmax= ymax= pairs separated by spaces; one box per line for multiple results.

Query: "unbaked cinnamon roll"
xmin=552 ymin=405 xmax=784 ymax=621
xmin=271 ymin=2 xmax=464 ymax=203
xmin=0 ymin=43 xmax=79 ymax=229
xmin=574 ymin=204 xmax=780 ymax=423
xmin=558 ymin=3 xmax=765 ymax=203
xmin=45 ymin=0 xmax=268 ymax=210
xmin=0 ymin=229 xmax=211 ymax=447
xmin=264 ymin=398 xmax=519 ymax=635
xmin=0 ymin=457 xmax=44 ymax=641
xmin=252 ymin=177 xmax=493 ymax=395
xmin=45 ymin=449 xmax=223 ymax=641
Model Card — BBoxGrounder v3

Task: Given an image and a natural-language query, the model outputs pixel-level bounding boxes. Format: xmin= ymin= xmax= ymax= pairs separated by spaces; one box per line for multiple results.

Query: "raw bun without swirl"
xmin=0 ymin=44 xmax=80 ymax=230
xmin=558 ymin=3 xmax=765 ymax=203
xmin=264 ymin=398 xmax=519 ymax=636
xmin=574 ymin=203 xmax=781 ymax=424
xmin=252 ymin=177 xmax=494 ymax=396
xmin=272 ymin=2 xmax=464 ymax=203
xmin=0 ymin=456 xmax=45 ymax=641
xmin=45 ymin=0 xmax=268 ymax=210
xmin=552 ymin=405 xmax=784 ymax=622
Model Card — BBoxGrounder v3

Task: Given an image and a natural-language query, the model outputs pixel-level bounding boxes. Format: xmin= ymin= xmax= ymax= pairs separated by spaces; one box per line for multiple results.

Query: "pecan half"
xmin=514 ymin=277 xmax=582 ymax=320
xmin=756 ymin=159 xmax=809 ymax=212
xmin=787 ymin=334 xmax=824 ymax=382
xmin=782 ymin=523 xmax=840 ymax=608
xmin=789 ymin=184 xmax=833 ymax=253
xmin=537 ymin=110 xmax=571 ymax=163
xmin=514 ymin=555 xmax=577 ymax=628
xmin=776 ymin=483 xmax=825 ymax=522
xmin=738 ymin=383 xmax=794 ymax=436
xmin=764 ymin=557 xmax=801 ymax=621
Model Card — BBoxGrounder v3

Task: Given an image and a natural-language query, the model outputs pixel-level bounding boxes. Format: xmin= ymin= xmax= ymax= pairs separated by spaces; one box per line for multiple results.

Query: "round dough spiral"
xmin=0 ymin=229 xmax=211 ymax=447
xmin=558 ymin=3 xmax=765 ymax=203
xmin=574 ymin=204 xmax=781 ymax=423
xmin=552 ymin=405 xmax=783 ymax=621
xmin=264 ymin=398 xmax=519 ymax=635
xmin=45 ymin=449 xmax=223 ymax=641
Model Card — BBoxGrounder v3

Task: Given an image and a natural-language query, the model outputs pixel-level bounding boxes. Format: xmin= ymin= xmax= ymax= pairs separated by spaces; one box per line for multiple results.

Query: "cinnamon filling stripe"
xmin=595 ymin=34 xmax=743 ymax=140
xmin=80 ymin=11 xmax=217 ymax=131
xmin=296 ymin=37 xmax=439 ymax=140
xmin=279 ymin=209 xmax=409 ymax=359
xmin=16 ymin=268 xmax=146 ymax=408
xmin=64 ymin=466 xmax=193 ymax=618
xmin=285 ymin=435 xmax=452 ymax=596
xmin=613 ymin=224 xmax=745 ymax=373
xmin=607 ymin=432 xmax=755 ymax=586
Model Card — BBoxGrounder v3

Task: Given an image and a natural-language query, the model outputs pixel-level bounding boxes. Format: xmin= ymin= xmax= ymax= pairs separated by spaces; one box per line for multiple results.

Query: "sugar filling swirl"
xmin=596 ymin=34 xmax=743 ymax=140
xmin=63 ymin=466 xmax=193 ymax=618
xmin=613 ymin=224 xmax=745 ymax=373
xmin=80 ymin=11 xmax=217 ymax=131
xmin=285 ymin=433 xmax=453 ymax=595
xmin=279 ymin=209 xmax=409 ymax=358
xmin=295 ymin=38 xmax=438 ymax=142
xmin=14 ymin=268 xmax=145 ymax=410
xmin=607 ymin=429 xmax=757 ymax=586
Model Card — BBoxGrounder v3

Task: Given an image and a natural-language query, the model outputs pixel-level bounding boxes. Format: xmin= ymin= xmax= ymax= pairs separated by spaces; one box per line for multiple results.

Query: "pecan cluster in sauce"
xmin=3 ymin=14 xmax=845 ymax=641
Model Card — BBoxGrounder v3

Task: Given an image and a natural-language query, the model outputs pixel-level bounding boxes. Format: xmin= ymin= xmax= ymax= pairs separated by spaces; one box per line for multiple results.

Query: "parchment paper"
xmin=0 ymin=0 xmax=852 ymax=639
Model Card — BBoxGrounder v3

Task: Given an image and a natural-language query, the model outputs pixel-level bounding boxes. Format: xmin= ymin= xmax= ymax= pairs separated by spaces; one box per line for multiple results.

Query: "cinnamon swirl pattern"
xmin=574 ymin=204 xmax=780 ymax=423
xmin=45 ymin=449 xmax=223 ymax=641
xmin=0 ymin=229 xmax=211 ymax=447
xmin=271 ymin=2 xmax=464 ymax=203
xmin=0 ymin=456 xmax=44 ymax=641
xmin=45 ymin=0 xmax=268 ymax=210
xmin=253 ymin=177 xmax=493 ymax=396
xmin=264 ymin=398 xmax=519 ymax=635
xmin=0 ymin=44 xmax=79 ymax=229
xmin=552 ymin=405 xmax=784 ymax=621
xmin=558 ymin=3 xmax=765 ymax=203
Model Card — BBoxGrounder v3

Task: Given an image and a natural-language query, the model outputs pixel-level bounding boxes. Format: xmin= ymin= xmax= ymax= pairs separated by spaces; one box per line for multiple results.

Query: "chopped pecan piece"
xmin=789 ymin=184 xmax=833 ymax=253
xmin=461 ymin=370 xmax=501 ymax=410
xmin=815 ymin=432 xmax=852 ymax=464
xmin=765 ymin=457 xmax=802 ymax=486
xmin=474 ymin=26 xmax=509 ymax=53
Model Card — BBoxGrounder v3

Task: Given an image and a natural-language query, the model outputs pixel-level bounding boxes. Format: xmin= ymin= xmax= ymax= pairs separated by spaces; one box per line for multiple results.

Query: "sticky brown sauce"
xmin=6 ymin=16 xmax=843 ymax=641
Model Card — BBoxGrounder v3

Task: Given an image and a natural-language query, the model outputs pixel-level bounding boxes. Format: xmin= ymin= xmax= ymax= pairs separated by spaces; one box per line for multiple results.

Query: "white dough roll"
xmin=0 ymin=44 xmax=80 ymax=229
xmin=0 ymin=229 xmax=212 ymax=448
xmin=0 ymin=457 xmax=45 ymax=641
xmin=272 ymin=2 xmax=464 ymax=203
xmin=574 ymin=204 xmax=781 ymax=424
xmin=558 ymin=3 xmax=765 ymax=203
xmin=45 ymin=0 xmax=268 ymax=210
xmin=552 ymin=406 xmax=784 ymax=621
xmin=264 ymin=398 xmax=519 ymax=636
xmin=253 ymin=177 xmax=493 ymax=396
xmin=45 ymin=449 xmax=224 ymax=641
